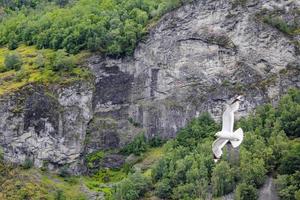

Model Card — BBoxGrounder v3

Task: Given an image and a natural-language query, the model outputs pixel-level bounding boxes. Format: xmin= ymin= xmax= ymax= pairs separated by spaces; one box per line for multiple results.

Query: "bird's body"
xmin=212 ymin=96 xmax=244 ymax=162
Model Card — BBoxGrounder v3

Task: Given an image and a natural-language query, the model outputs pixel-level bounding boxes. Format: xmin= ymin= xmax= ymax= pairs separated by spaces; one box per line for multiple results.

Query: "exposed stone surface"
xmin=0 ymin=82 xmax=93 ymax=174
xmin=0 ymin=0 xmax=299 ymax=173
xmin=88 ymin=0 xmax=300 ymax=140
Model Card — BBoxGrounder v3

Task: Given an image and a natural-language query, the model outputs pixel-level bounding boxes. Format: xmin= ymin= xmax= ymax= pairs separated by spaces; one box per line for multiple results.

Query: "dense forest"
xmin=0 ymin=0 xmax=190 ymax=56
xmin=112 ymin=88 xmax=300 ymax=200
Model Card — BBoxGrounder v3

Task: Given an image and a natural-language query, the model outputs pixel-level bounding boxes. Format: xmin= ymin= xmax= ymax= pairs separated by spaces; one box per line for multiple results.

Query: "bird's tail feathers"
xmin=230 ymin=128 xmax=243 ymax=148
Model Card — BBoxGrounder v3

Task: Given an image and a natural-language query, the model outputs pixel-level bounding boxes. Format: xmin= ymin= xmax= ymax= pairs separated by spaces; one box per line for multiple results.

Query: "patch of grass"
xmin=256 ymin=8 xmax=300 ymax=37
xmin=263 ymin=16 xmax=297 ymax=36
xmin=40 ymin=173 xmax=87 ymax=200
xmin=135 ymin=147 xmax=165 ymax=172
xmin=0 ymin=162 xmax=87 ymax=200
xmin=0 ymin=44 xmax=91 ymax=96
xmin=83 ymin=168 xmax=127 ymax=193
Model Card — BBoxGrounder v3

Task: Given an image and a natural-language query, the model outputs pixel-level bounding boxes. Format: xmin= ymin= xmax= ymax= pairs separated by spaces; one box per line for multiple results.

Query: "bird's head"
xmin=231 ymin=95 xmax=245 ymax=104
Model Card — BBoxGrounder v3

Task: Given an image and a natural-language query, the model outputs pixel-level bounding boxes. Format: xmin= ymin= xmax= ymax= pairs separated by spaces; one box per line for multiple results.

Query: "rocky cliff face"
xmin=0 ymin=82 xmax=93 ymax=173
xmin=0 ymin=0 xmax=299 ymax=173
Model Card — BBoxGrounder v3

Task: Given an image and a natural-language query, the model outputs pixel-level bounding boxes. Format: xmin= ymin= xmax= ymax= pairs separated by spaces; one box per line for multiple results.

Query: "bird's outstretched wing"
xmin=230 ymin=128 xmax=244 ymax=148
xmin=212 ymin=138 xmax=228 ymax=159
xmin=222 ymin=105 xmax=234 ymax=133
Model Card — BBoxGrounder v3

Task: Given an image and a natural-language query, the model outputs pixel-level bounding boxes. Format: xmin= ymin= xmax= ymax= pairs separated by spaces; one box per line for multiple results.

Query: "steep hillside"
xmin=0 ymin=0 xmax=299 ymax=187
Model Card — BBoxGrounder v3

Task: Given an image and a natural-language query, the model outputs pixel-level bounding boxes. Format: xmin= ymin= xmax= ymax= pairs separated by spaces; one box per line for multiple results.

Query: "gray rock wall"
xmin=0 ymin=82 xmax=93 ymax=174
xmin=88 ymin=0 xmax=300 ymax=140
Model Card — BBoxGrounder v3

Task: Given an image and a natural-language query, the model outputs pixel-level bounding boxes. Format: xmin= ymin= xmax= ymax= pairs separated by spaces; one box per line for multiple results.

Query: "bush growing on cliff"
xmin=121 ymin=133 xmax=148 ymax=156
xmin=22 ymin=158 xmax=34 ymax=169
xmin=4 ymin=52 xmax=23 ymax=71
xmin=50 ymin=50 xmax=75 ymax=72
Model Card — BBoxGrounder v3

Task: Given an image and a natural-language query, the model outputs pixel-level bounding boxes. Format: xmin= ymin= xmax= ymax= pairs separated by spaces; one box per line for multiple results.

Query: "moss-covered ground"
xmin=0 ymin=45 xmax=91 ymax=96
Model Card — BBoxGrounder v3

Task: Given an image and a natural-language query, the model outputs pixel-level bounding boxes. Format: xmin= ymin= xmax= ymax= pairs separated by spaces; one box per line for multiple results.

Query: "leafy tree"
xmin=121 ymin=133 xmax=148 ymax=156
xmin=0 ymin=0 xmax=190 ymax=56
xmin=278 ymin=88 xmax=300 ymax=137
xmin=155 ymin=178 xmax=172 ymax=199
xmin=240 ymin=150 xmax=267 ymax=187
xmin=176 ymin=112 xmax=218 ymax=147
xmin=212 ymin=161 xmax=235 ymax=197
xmin=235 ymin=183 xmax=258 ymax=200
xmin=279 ymin=142 xmax=300 ymax=174
xmin=114 ymin=172 xmax=151 ymax=200
xmin=276 ymin=172 xmax=300 ymax=200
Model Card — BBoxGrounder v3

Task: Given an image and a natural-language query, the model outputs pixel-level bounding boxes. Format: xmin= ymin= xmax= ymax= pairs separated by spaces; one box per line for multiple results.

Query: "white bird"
xmin=212 ymin=95 xmax=244 ymax=162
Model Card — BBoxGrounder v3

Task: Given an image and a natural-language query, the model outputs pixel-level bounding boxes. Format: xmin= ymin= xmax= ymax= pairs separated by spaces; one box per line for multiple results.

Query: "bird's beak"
xmin=237 ymin=95 xmax=245 ymax=102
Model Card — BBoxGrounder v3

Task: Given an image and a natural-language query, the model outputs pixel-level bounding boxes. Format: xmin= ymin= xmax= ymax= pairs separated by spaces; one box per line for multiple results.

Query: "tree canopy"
xmin=0 ymin=0 xmax=191 ymax=56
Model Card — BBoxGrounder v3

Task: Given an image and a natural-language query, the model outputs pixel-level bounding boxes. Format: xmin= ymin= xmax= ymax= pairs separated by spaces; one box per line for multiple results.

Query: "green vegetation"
xmin=113 ymin=172 xmax=151 ymax=200
xmin=0 ymin=0 xmax=54 ymax=10
xmin=121 ymin=133 xmax=166 ymax=156
xmin=22 ymin=158 xmax=34 ymax=169
xmin=257 ymin=7 xmax=300 ymax=37
xmin=235 ymin=183 xmax=258 ymax=200
xmin=121 ymin=133 xmax=148 ymax=156
xmin=4 ymin=52 xmax=22 ymax=71
xmin=0 ymin=45 xmax=91 ymax=95
xmin=276 ymin=171 xmax=300 ymax=200
xmin=0 ymin=0 xmax=193 ymax=96
xmin=0 ymin=0 xmax=192 ymax=56
xmin=0 ymin=89 xmax=299 ymax=199
xmin=0 ymin=161 xmax=87 ymax=199
xmin=150 ymin=88 xmax=300 ymax=199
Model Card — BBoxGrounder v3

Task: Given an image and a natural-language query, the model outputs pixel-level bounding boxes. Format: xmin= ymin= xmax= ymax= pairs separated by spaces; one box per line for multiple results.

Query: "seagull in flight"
xmin=212 ymin=95 xmax=244 ymax=162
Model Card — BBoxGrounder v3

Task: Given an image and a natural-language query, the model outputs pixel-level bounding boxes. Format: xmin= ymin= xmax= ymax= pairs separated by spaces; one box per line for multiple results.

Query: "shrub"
xmin=35 ymin=53 xmax=45 ymax=68
xmin=4 ymin=52 xmax=23 ymax=71
xmin=14 ymin=69 xmax=29 ymax=82
xmin=22 ymin=158 xmax=34 ymax=169
xmin=121 ymin=133 xmax=148 ymax=156
xmin=235 ymin=183 xmax=258 ymax=200
xmin=8 ymin=39 xmax=18 ymax=50
xmin=176 ymin=112 xmax=219 ymax=147
xmin=263 ymin=16 xmax=295 ymax=36
xmin=148 ymin=136 xmax=165 ymax=147
xmin=279 ymin=142 xmax=300 ymax=174
xmin=58 ymin=166 xmax=70 ymax=177
xmin=155 ymin=178 xmax=172 ymax=199
xmin=113 ymin=172 xmax=151 ymax=200
xmin=50 ymin=50 xmax=75 ymax=72
xmin=86 ymin=150 xmax=105 ymax=169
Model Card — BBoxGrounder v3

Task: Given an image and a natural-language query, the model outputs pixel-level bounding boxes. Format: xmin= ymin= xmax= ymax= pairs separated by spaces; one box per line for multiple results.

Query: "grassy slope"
xmin=0 ymin=146 xmax=165 ymax=200
xmin=0 ymin=45 xmax=91 ymax=96
xmin=0 ymin=164 xmax=87 ymax=200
